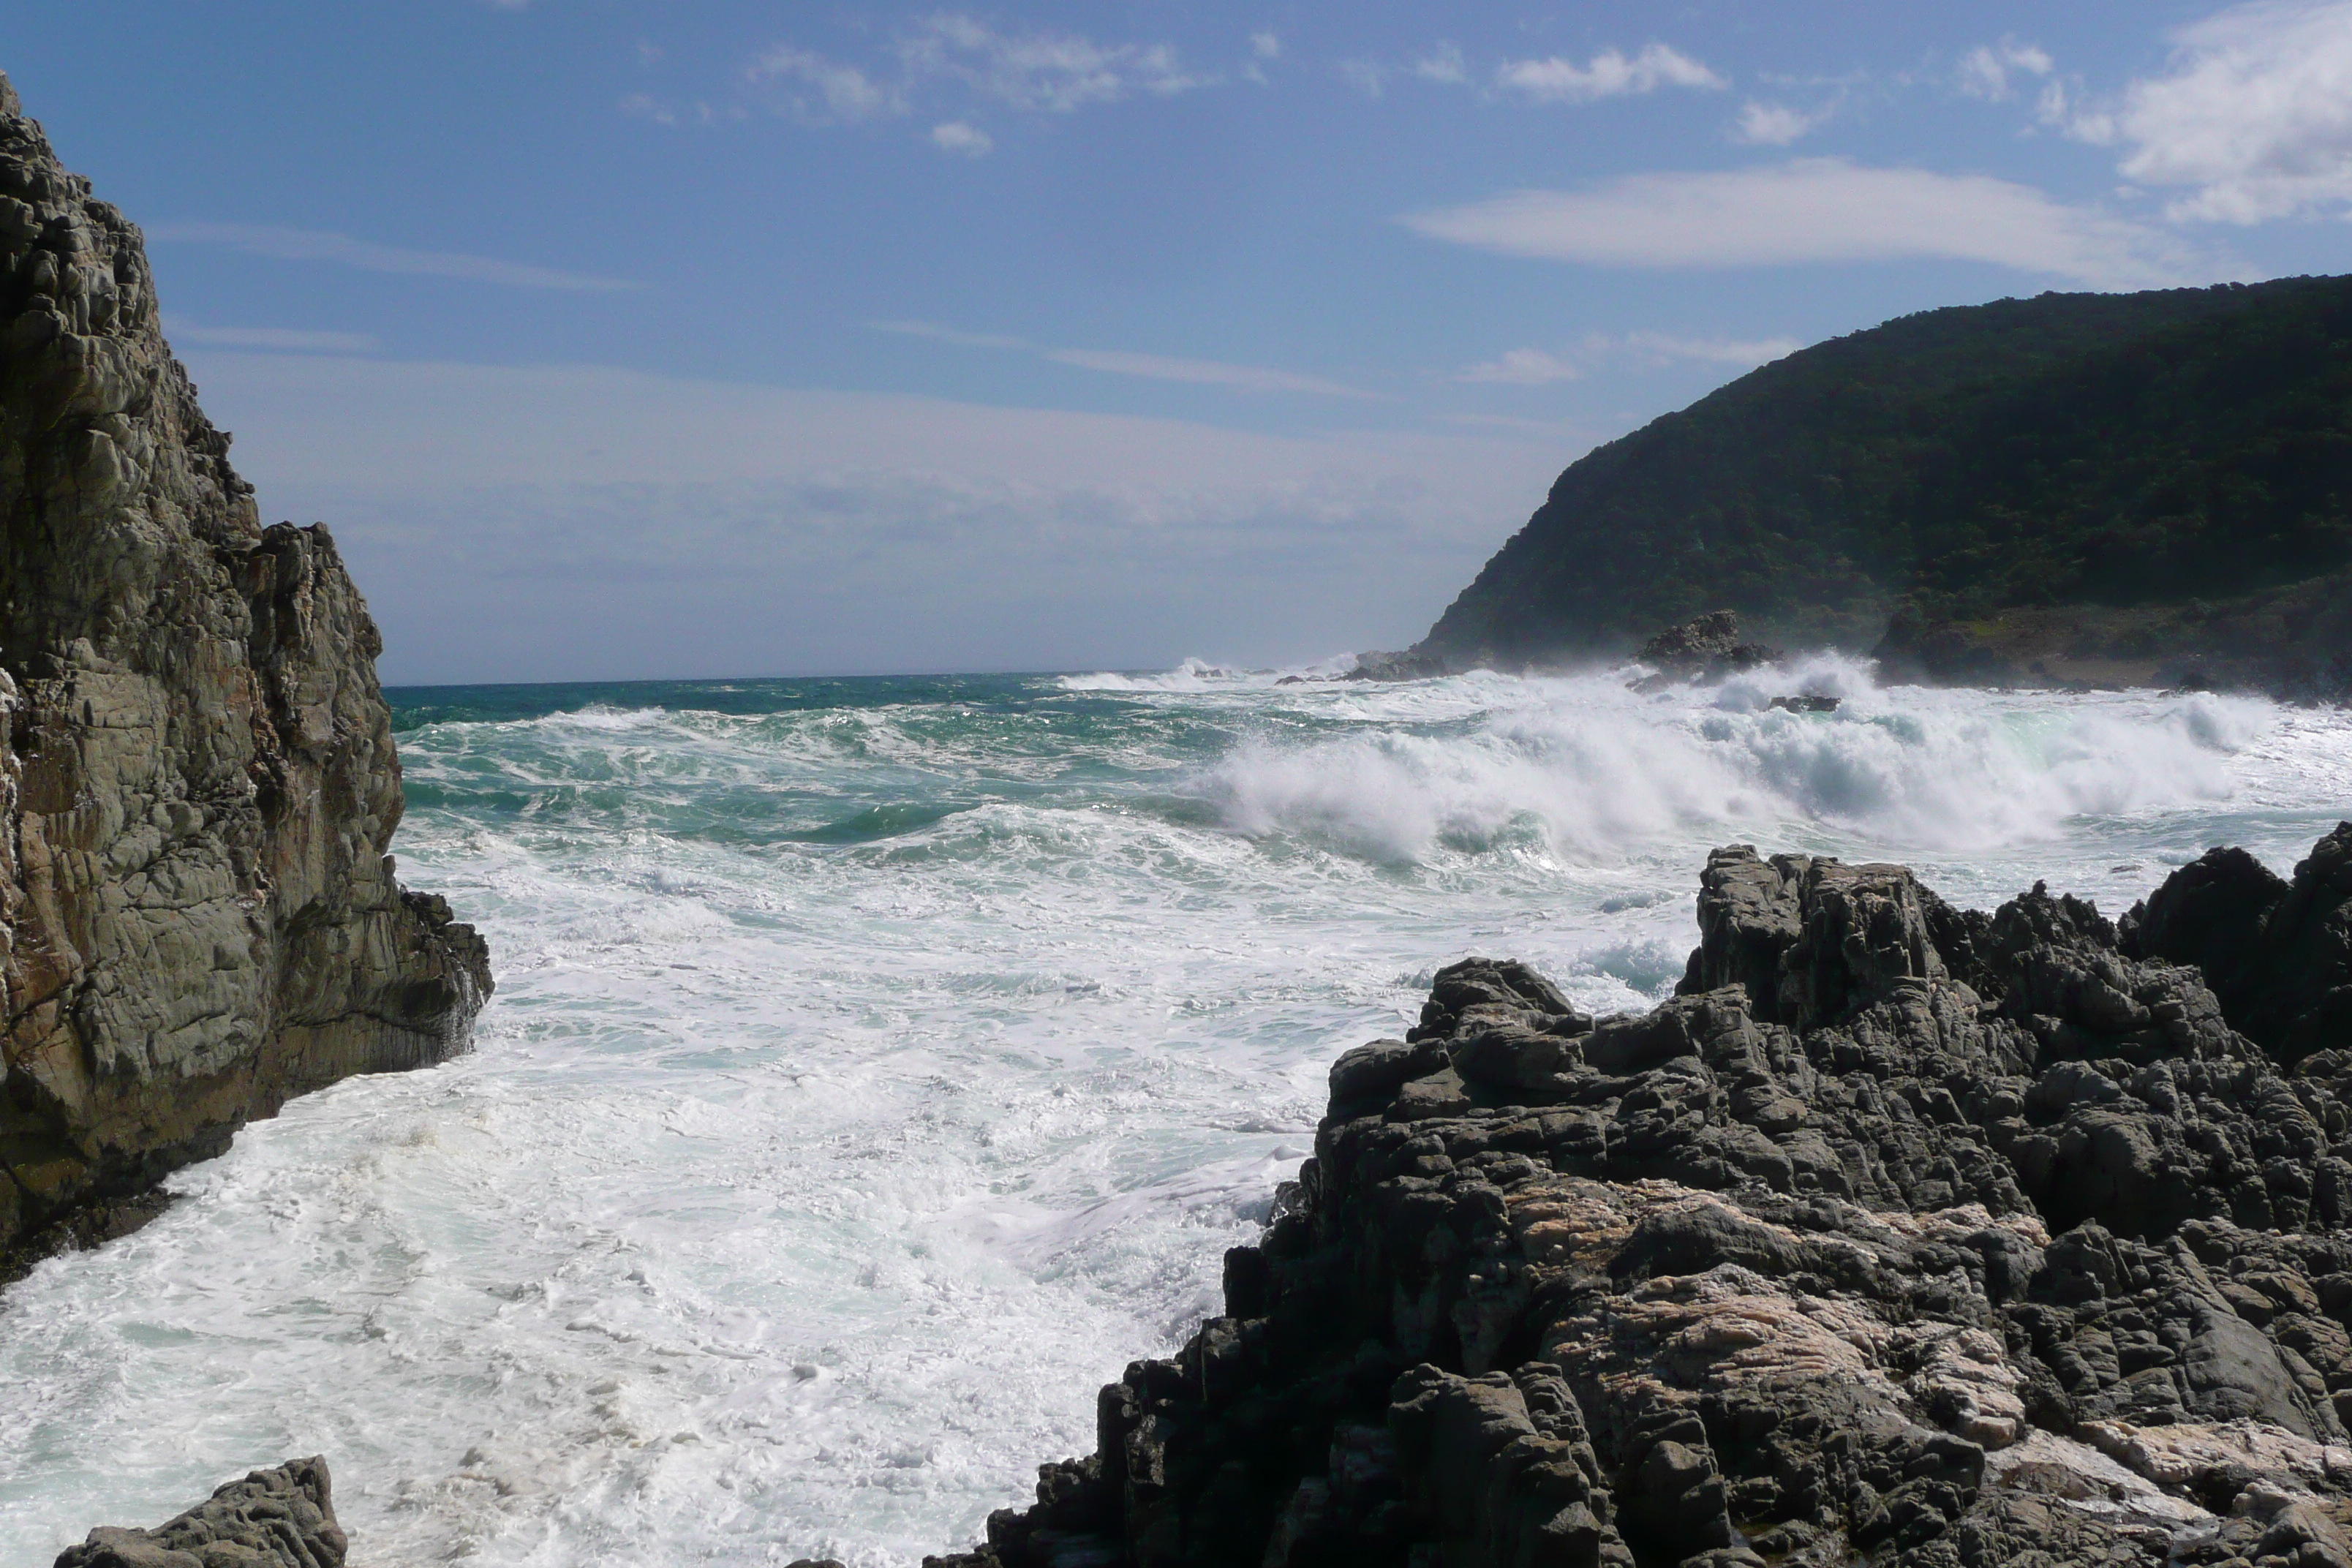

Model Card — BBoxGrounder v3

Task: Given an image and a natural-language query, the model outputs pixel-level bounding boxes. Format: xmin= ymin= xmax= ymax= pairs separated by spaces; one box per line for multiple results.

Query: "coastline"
xmin=920 ymin=831 xmax=2352 ymax=1568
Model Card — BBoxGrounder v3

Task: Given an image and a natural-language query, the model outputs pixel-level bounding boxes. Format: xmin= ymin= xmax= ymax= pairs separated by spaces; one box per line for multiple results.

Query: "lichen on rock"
xmin=0 ymin=69 xmax=490 ymax=1275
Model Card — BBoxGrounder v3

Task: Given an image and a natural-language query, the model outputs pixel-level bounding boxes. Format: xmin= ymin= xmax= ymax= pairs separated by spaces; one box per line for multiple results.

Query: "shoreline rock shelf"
xmin=928 ymin=828 xmax=2352 ymax=1568
xmin=0 ymin=71 xmax=491 ymax=1277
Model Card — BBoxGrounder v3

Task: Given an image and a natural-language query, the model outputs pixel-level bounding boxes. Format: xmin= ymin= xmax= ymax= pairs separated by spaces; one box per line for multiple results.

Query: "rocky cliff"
xmin=0 ymin=71 xmax=490 ymax=1275
xmin=930 ymin=827 xmax=2352 ymax=1568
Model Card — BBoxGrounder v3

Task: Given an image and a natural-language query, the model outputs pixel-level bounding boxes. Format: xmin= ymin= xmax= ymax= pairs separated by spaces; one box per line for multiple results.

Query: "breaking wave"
xmin=1 ymin=659 xmax=2340 ymax=1568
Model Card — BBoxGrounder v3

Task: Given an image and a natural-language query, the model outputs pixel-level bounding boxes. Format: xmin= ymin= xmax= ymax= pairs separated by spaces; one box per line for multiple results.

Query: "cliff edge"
xmin=0 ymin=71 xmax=491 ymax=1274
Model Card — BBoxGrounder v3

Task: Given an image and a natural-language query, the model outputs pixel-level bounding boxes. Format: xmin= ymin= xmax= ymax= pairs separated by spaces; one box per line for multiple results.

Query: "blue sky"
xmin=10 ymin=1 xmax=2351 ymax=681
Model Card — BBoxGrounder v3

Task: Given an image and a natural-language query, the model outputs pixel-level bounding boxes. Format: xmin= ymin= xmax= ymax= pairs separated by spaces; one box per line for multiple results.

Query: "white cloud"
xmin=164 ymin=321 xmax=379 ymax=353
xmin=1414 ymin=45 xmax=1471 ymax=87
xmin=872 ymin=319 xmax=1028 ymax=350
xmin=2097 ymin=0 xmax=2352 ymax=222
xmin=1401 ymin=159 xmax=2226 ymax=290
xmin=1243 ymin=30 xmax=1281 ymax=84
xmin=1338 ymin=59 xmax=1389 ymax=97
xmin=871 ymin=319 xmax=1377 ymax=399
xmin=619 ymin=92 xmax=676 ymax=127
xmin=1439 ymin=412 xmax=1592 ymax=440
xmin=1458 ymin=348 xmax=1581 ymax=385
xmin=2035 ymin=79 xmax=2076 ymax=131
xmin=1046 ymin=348 xmax=1381 ymax=399
xmin=1956 ymin=39 xmax=2054 ymax=102
xmin=1621 ymin=331 xmax=1801 ymax=366
xmin=747 ymin=17 xmax=1206 ymax=124
xmin=1494 ymin=43 xmax=1725 ymax=104
xmin=145 ymin=223 xmax=636 ymax=292
xmin=747 ymin=45 xmax=901 ymax=123
xmin=1457 ymin=332 xmax=1799 ymax=385
xmin=930 ymin=121 xmax=993 ymax=157
xmin=1733 ymin=101 xmax=1823 ymax=146
xmin=178 ymin=353 xmax=1545 ymax=682
xmin=897 ymin=15 xmax=1205 ymax=112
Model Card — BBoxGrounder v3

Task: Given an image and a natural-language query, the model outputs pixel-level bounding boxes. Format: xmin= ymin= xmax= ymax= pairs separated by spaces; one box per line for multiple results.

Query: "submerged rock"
xmin=54 ymin=1457 xmax=344 ymax=1567
xmin=927 ymin=829 xmax=2352 ymax=1568
xmin=0 ymin=70 xmax=491 ymax=1275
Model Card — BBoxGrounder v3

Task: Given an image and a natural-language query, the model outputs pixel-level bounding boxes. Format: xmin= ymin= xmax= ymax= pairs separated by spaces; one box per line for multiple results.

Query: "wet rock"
xmin=0 ymin=72 xmax=491 ymax=1276
xmin=939 ymin=830 xmax=2352 ymax=1568
xmin=54 ymin=1457 xmax=344 ymax=1567
xmin=1630 ymin=611 xmax=1782 ymax=689
xmin=1348 ymin=649 xmax=1449 ymax=682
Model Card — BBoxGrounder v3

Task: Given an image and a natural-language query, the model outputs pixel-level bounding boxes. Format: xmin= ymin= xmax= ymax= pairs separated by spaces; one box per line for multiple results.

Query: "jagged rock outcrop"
xmin=54 ymin=1457 xmax=345 ymax=1567
xmin=0 ymin=71 xmax=490 ymax=1274
xmin=930 ymin=830 xmax=2352 ymax=1568
xmin=1630 ymin=612 xmax=1780 ymax=690
xmin=2125 ymin=825 xmax=2352 ymax=1066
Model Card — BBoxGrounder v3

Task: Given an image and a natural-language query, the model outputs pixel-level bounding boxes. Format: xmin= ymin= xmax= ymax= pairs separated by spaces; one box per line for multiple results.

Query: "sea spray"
xmin=3 ymin=663 xmax=2344 ymax=1567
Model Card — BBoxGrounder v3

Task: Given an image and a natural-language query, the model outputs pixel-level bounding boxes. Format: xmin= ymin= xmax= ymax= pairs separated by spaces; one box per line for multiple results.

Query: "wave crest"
xmin=1202 ymin=661 xmax=2272 ymax=864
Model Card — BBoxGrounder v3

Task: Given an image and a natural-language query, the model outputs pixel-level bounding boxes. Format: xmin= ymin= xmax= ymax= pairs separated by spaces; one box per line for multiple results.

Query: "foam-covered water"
xmin=4 ymin=661 xmax=2348 ymax=1566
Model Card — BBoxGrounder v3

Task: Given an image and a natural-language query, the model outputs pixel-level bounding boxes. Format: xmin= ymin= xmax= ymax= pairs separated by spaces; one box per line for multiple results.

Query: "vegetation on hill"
xmin=1414 ymin=276 xmax=2352 ymax=671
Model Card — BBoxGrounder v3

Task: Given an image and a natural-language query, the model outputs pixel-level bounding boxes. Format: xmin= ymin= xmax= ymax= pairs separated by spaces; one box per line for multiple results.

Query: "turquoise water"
xmin=4 ymin=656 xmax=2351 ymax=1566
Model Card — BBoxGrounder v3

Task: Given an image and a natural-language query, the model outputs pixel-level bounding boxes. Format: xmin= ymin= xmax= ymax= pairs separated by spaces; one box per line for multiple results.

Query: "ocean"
xmin=5 ymin=657 xmax=2351 ymax=1566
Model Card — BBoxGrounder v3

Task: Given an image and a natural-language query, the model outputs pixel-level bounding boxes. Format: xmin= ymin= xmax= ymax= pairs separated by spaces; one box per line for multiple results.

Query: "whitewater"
xmin=5 ymin=658 xmax=2351 ymax=1566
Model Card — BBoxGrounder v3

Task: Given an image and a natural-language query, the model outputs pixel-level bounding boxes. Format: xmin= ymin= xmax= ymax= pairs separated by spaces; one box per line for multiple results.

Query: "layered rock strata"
xmin=932 ymin=828 xmax=2352 ymax=1567
xmin=54 ymin=1457 xmax=345 ymax=1568
xmin=0 ymin=71 xmax=490 ymax=1274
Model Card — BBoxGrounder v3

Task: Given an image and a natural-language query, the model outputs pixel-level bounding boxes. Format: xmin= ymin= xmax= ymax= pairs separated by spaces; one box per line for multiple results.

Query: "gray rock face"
xmin=929 ymin=832 xmax=2352 ymax=1568
xmin=0 ymin=72 xmax=490 ymax=1272
xmin=54 ymin=1457 xmax=344 ymax=1567
xmin=2126 ymin=823 xmax=2352 ymax=1066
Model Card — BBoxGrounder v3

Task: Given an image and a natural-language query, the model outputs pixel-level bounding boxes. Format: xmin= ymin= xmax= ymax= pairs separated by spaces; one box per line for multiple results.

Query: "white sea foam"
xmin=1054 ymin=656 xmax=1254 ymax=692
xmin=2 ymin=666 xmax=2345 ymax=1567
xmin=1202 ymin=662 xmax=2270 ymax=866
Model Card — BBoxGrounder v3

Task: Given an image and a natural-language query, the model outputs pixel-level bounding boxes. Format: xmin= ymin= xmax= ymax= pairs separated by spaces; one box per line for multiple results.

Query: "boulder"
xmin=54 ymin=1458 xmax=344 ymax=1568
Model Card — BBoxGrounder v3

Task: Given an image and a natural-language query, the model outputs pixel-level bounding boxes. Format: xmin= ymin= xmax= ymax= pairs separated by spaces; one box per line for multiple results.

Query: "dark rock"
xmin=1348 ymin=649 xmax=1449 ymax=682
xmin=936 ymin=829 xmax=2352 ymax=1568
xmin=2125 ymin=824 xmax=2352 ymax=1065
xmin=1767 ymin=693 xmax=1839 ymax=712
xmin=1630 ymin=611 xmax=1782 ymax=690
xmin=54 ymin=1457 xmax=344 ymax=1567
xmin=1330 ymin=1039 xmax=1452 ymax=1107
xmin=0 ymin=69 xmax=492 ymax=1277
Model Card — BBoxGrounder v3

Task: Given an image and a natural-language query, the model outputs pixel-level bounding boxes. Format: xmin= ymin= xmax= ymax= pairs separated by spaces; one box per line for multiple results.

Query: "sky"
xmin=8 ymin=1 xmax=2352 ymax=682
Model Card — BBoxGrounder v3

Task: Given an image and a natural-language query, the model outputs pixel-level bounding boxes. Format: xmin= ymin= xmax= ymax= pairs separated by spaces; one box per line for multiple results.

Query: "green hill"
xmin=1412 ymin=276 xmax=2352 ymax=687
